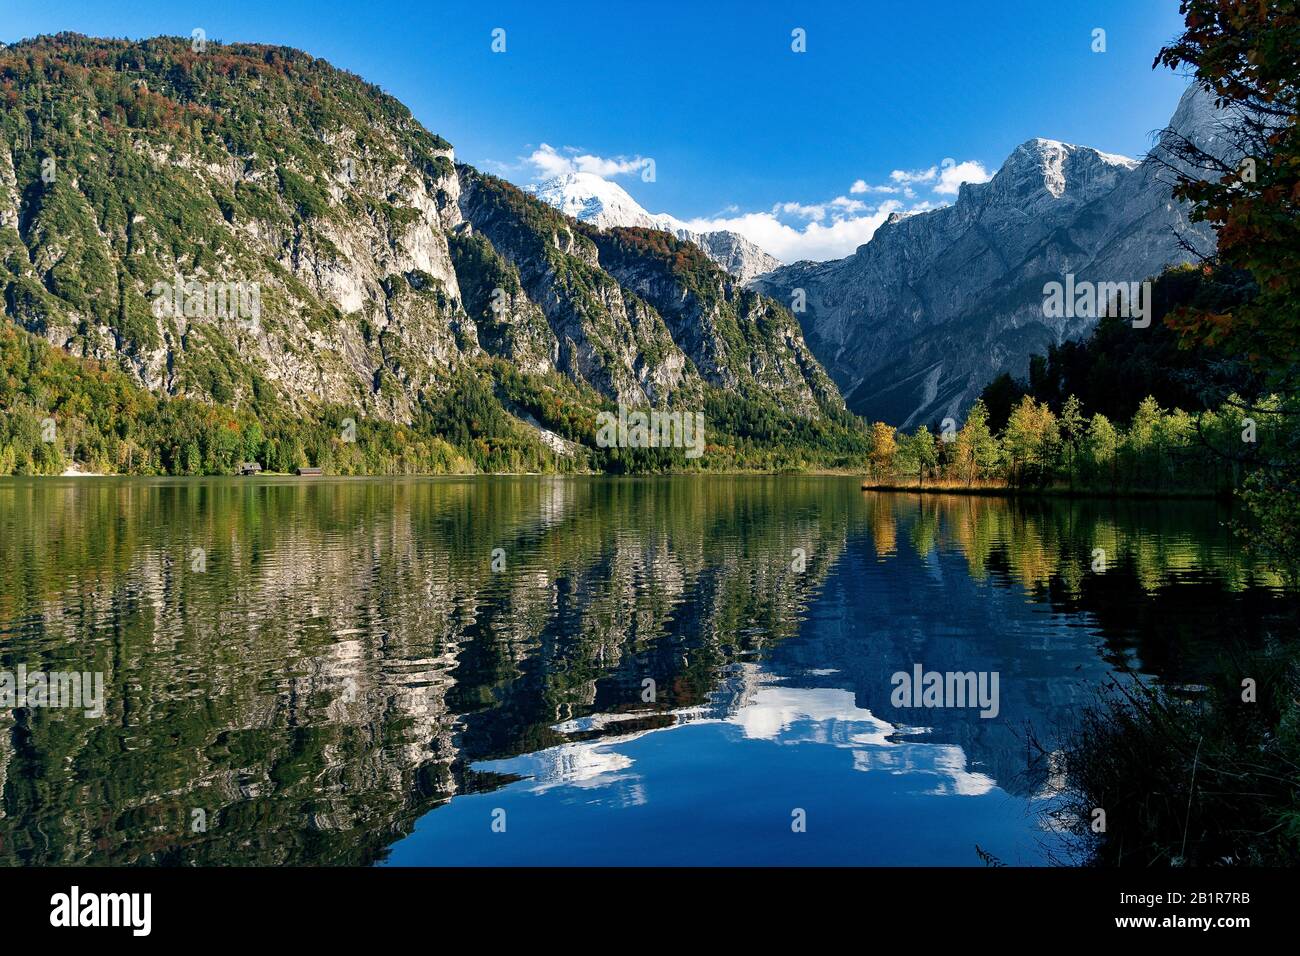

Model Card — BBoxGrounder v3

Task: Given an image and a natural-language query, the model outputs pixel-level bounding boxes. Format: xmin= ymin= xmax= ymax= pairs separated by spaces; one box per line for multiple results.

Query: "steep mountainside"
xmin=756 ymin=85 xmax=1226 ymax=428
xmin=0 ymin=34 xmax=860 ymax=474
xmin=528 ymin=171 xmax=782 ymax=282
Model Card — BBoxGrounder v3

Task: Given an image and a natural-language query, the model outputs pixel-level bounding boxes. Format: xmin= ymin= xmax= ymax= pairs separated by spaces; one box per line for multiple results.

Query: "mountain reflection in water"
xmin=0 ymin=477 xmax=1287 ymax=865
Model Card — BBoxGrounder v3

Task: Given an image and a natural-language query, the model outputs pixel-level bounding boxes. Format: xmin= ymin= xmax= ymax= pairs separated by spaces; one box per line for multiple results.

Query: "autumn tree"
xmin=1084 ymin=414 xmax=1120 ymax=493
xmin=869 ymin=421 xmax=898 ymax=479
xmin=1059 ymin=395 xmax=1086 ymax=491
xmin=1003 ymin=396 xmax=1059 ymax=487
xmin=1155 ymin=0 xmax=1300 ymax=377
xmin=905 ymin=426 xmax=939 ymax=489
xmin=953 ymin=400 xmax=1000 ymax=487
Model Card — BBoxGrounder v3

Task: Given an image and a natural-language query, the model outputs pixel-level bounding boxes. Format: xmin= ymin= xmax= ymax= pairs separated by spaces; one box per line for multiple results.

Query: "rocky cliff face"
xmin=585 ymin=225 xmax=841 ymax=416
xmin=688 ymin=229 xmax=783 ymax=284
xmin=0 ymin=34 xmax=845 ymax=461
xmin=457 ymin=169 xmax=695 ymax=408
xmin=1 ymin=34 xmax=474 ymax=425
xmin=755 ymin=84 xmax=1227 ymax=428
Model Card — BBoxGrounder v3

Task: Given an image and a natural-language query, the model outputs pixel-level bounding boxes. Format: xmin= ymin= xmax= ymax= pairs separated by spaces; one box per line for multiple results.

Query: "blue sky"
xmin=1 ymin=0 xmax=1192 ymax=260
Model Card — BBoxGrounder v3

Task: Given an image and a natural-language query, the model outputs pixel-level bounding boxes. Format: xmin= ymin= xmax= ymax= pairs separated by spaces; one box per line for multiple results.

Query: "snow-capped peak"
xmin=525 ymin=172 xmax=782 ymax=282
xmin=990 ymin=138 xmax=1139 ymax=199
xmin=526 ymin=172 xmax=681 ymax=232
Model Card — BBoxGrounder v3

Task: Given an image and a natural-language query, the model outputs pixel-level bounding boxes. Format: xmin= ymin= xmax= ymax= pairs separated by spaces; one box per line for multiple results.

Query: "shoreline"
xmin=859 ymin=481 xmax=1227 ymax=501
xmin=2 ymin=467 xmax=874 ymax=480
xmin=0 ymin=472 xmax=1236 ymax=500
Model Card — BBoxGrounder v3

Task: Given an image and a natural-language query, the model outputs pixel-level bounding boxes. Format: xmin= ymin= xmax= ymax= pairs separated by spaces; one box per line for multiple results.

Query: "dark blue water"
xmin=385 ymin=506 xmax=1113 ymax=866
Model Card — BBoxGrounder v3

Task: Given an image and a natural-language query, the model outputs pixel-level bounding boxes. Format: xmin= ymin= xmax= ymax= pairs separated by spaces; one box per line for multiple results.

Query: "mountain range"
xmin=0 ymin=33 xmax=1229 ymax=477
xmin=0 ymin=34 xmax=858 ymax=474
xmin=753 ymin=85 xmax=1223 ymax=426
xmin=525 ymin=87 xmax=1227 ymax=430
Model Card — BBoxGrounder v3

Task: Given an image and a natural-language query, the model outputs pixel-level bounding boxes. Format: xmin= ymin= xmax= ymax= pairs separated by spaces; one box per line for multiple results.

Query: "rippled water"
xmin=0 ymin=476 xmax=1288 ymax=865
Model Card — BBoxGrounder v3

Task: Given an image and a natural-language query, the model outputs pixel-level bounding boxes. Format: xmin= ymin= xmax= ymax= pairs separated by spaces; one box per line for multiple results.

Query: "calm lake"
xmin=0 ymin=476 xmax=1290 ymax=866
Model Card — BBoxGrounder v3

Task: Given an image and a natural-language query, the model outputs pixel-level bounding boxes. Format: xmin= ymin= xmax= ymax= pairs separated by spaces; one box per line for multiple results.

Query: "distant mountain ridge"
xmin=755 ymin=84 xmax=1227 ymax=428
xmin=527 ymin=171 xmax=783 ymax=282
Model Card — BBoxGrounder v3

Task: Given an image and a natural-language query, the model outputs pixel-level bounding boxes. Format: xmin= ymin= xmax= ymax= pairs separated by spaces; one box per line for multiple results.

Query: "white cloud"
xmin=527 ymin=143 xmax=647 ymax=179
xmin=851 ymin=179 xmax=899 ymax=195
xmin=775 ymin=201 xmax=826 ymax=221
xmin=516 ymin=143 xmax=993 ymax=263
xmin=527 ymin=144 xmax=573 ymax=178
xmin=870 ymin=157 xmax=991 ymax=198
xmin=831 ymin=196 xmax=868 ymax=214
xmin=890 ymin=166 xmax=938 ymax=185
xmin=934 ymin=159 xmax=992 ymax=195
xmin=576 ymin=153 xmax=648 ymax=177
xmin=679 ymin=199 xmax=905 ymax=263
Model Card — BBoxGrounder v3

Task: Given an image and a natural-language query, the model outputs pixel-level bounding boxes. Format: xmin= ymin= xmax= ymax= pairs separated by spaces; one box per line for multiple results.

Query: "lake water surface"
xmin=0 ymin=477 xmax=1289 ymax=865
